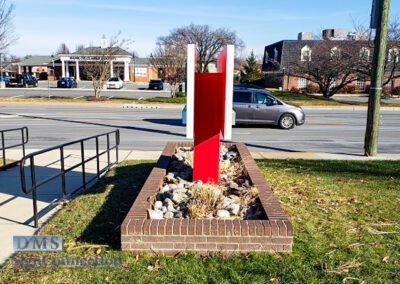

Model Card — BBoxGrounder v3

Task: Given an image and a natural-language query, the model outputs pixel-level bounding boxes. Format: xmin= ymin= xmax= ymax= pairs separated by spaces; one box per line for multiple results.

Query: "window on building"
xmin=360 ymin=47 xmax=370 ymax=60
xmin=388 ymin=48 xmax=399 ymax=63
xmin=298 ymin=78 xmax=307 ymax=89
xmin=331 ymin=47 xmax=341 ymax=58
xmin=233 ymin=91 xmax=252 ymax=103
xmin=301 ymin=45 xmax=311 ymax=61
xmin=264 ymin=51 xmax=269 ymax=64
xmin=274 ymin=48 xmax=278 ymax=61
xmin=356 ymin=78 xmax=366 ymax=90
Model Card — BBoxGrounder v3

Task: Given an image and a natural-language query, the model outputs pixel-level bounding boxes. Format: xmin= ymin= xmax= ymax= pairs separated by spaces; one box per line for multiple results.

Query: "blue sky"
xmin=11 ymin=0 xmax=400 ymax=57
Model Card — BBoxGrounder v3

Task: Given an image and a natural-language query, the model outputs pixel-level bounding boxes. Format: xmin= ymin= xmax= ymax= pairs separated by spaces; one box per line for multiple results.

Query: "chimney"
xmin=101 ymin=35 xmax=108 ymax=49
xmin=298 ymin=32 xmax=313 ymax=40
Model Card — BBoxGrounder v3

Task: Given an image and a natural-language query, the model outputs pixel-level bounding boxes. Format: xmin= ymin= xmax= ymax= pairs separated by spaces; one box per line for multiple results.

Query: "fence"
xmin=20 ymin=130 xmax=120 ymax=227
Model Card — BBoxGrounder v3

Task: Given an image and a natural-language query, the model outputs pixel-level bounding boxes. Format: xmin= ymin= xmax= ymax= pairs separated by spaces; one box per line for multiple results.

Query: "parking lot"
xmin=0 ymin=80 xmax=172 ymax=100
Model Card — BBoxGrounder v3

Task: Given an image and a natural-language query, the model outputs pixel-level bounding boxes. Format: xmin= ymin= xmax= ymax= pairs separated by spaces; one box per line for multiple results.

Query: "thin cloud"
xmin=27 ymin=0 xmax=314 ymax=23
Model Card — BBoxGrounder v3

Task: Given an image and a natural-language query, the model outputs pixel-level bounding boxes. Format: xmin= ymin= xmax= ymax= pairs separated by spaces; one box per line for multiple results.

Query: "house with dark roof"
xmin=262 ymin=30 xmax=400 ymax=92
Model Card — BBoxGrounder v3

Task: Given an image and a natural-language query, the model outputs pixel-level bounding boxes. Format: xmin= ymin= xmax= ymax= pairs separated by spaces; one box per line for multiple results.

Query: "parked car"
xmin=8 ymin=74 xmax=38 ymax=88
xmin=232 ymin=88 xmax=305 ymax=129
xmin=148 ymin=79 xmax=163 ymax=90
xmin=57 ymin=77 xmax=77 ymax=88
xmin=107 ymin=77 xmax=123 ymax=89
xmin=0 ymin=76 xmax=10 ymax=87
xmin=182 ymin=88 xmax=305 ymax=129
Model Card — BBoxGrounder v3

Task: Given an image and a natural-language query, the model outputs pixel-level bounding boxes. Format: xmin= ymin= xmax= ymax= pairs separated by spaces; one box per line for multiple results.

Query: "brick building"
xmin=262 ymin=30 xmax=400 ymax=92
xmin=16 ymin=42 xmax=160 ymax=83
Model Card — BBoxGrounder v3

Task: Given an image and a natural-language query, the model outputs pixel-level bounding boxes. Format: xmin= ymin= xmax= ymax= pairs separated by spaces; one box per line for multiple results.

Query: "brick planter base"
xmin=121 ymin=143 xmax=293 ymax=255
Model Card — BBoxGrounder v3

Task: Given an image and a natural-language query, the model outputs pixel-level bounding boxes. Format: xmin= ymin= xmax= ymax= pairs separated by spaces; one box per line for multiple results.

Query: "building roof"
xmin=68 ymin=46 xmax=132 ymax=56
xmin=130 ymin=57 xmax=151 ymax=66
xmin=17 ymin=55 xmax=60 ymax=66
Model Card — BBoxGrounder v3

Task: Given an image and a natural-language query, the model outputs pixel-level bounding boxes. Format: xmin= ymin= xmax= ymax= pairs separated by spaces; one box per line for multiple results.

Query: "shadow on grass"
xmin=79 ymin=161 xmax=154 ymax=249
xmin=258 ymin=159 xmax=400 ymax=178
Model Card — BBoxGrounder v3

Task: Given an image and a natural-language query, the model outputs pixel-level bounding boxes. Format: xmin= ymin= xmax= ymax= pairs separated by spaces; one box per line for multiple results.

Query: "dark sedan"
xmin=148 ymin=79 xmax=163 ymax=90
xmin=57 ymin=77 xmax=77 ymax=88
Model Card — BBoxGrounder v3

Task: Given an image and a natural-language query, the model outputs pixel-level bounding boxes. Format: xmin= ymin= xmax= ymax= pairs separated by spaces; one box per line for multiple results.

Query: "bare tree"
xmin=288 ymin=41 xmax=359 ymax=97
xmin=149 ymin=35 xmax=186 ymax=98
xmin=56 ymin=43 xmax=70 ymax=54
xmin=352 ymin=17 xmax=400 ymax=86
xmin=79 ymin=36 xmax=131 ymax=99
xmin=75 ymin=44 xmax=85 ymax=53
xmin=161 ymin=24 xmax=244 ymax=72
xmin=0 ymin=0 xmax=16 ymax=51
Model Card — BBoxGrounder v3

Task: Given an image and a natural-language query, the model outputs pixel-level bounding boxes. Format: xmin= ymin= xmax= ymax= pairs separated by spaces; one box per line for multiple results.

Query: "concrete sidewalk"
xmin=1 ymin=147 xmax=398 ymax=267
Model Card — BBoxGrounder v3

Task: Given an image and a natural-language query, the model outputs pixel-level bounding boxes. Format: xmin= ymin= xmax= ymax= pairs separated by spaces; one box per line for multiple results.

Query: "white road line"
xmin=10 ymin=95 xmax=24 ymax=98
xmin=108 ymin=96 xmax=114 ymax=99
xmin=73 ymin=96 xmax=84 ymax=99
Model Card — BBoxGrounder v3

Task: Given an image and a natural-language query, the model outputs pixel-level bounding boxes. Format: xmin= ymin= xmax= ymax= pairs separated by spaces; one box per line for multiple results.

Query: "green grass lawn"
xmin=268 ymin=88 xmax=400 ymax=107
xmin=0 ymin=159 xmax=399 ymax=283
xmin=1 ymin=91 xmax=400 ymax=107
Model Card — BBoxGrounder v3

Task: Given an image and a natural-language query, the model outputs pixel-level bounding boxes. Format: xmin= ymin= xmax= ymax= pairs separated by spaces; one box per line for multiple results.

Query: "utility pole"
xmin=364 ymin=0 xmax=391 ymax=156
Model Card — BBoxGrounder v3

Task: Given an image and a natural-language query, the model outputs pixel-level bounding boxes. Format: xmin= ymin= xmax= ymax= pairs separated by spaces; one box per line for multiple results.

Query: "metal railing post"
xmin=30 ymin=156 xmax=38 ymax=228
xmin=116 ymin=131 xmax=119 ymax=163
xmin=21 ymin=128 xmax=26 ymax=157
xmin=95 ymin=137 xmax=100 ymax=178
xmin=106 ymin=133 xmax=110 ymax=168
xmin=60 ymin=147 xmax=66 ymax=198
xmin=81 ymin=140 xmax=86 ymax=190
xmin=1 ymin=131 xmax=5 ymax=166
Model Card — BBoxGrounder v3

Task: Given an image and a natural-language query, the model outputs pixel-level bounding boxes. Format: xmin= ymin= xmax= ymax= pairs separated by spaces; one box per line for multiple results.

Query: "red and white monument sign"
xmin=186 ymin=44 xmax=234 ymax=184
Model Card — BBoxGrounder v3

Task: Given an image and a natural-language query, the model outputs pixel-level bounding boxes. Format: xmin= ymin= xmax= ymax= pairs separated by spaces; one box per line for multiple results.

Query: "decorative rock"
xmin=174 ymin=211 xmax=183 ymax=218
xmin=172 ymin=192 xmax=187 ymax=204
xmin=164 ymin=211 xmax=174 ymax=219
xmin=217 ymin=210 xmax=230 ymax=218
xmin=221 ymin=197 xmax=234 ymax=208
xmin=229 ymin=203 xmax=241 ymax=215
xmin=167 ymin=204 xmax=177 ymax=212
xmin=163 ymin=198 xmax=174 ymax=206
xmin=229 ymin=195 xmax=241 ymax=202
xmin=170 ymin=184 xmax=178 ymax=190
xmin=154 ymin=201 xmax=163 ymax=210
xmin=161 ymin=206 xmax=167 ymax=213
xmin=148 ymin=209 xmax=163 ymax=219
xmin=229 ymin=181 xmax=239 ymax=190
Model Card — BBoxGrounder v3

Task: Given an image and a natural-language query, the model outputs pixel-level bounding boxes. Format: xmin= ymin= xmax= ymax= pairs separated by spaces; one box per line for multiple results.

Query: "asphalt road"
xmin=0 ymin=105 xmax=399 ymax=154
xmin=0 ymin=81 xmax=171 ymax=100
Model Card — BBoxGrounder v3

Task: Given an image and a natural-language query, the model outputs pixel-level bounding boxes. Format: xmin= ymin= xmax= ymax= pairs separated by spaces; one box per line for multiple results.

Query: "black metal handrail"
xmin=20 ymin=130 xmax=120 ymax=227
xmin=0 ymin=127 xmax=28 ymax=170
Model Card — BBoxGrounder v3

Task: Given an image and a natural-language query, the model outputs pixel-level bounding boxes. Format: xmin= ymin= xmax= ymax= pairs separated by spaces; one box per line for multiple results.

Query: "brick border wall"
xmin=121 ymin=142 xmax=293 ymax=255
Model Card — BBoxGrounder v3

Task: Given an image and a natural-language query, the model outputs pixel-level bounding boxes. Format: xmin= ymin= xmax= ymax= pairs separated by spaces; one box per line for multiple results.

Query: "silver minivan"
xmin=181 ymin=88 xmax=306 ymax=129
xmin=233 ymin=88 xmax=305 ymax=129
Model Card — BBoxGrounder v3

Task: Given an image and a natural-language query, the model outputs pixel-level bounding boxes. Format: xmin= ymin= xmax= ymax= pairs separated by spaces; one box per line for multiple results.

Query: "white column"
xmin=75 ymin=60 xmax=80 ymax=81
xmin=61 ymin=60 xmax=65 ymax=78
xmin=66 ymin=61 xmax=70 ymax=77
xmin=124 ymin=60 xmax=130 ymax=82
xmin=110 ymin=61 xmax=114 ymax=78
